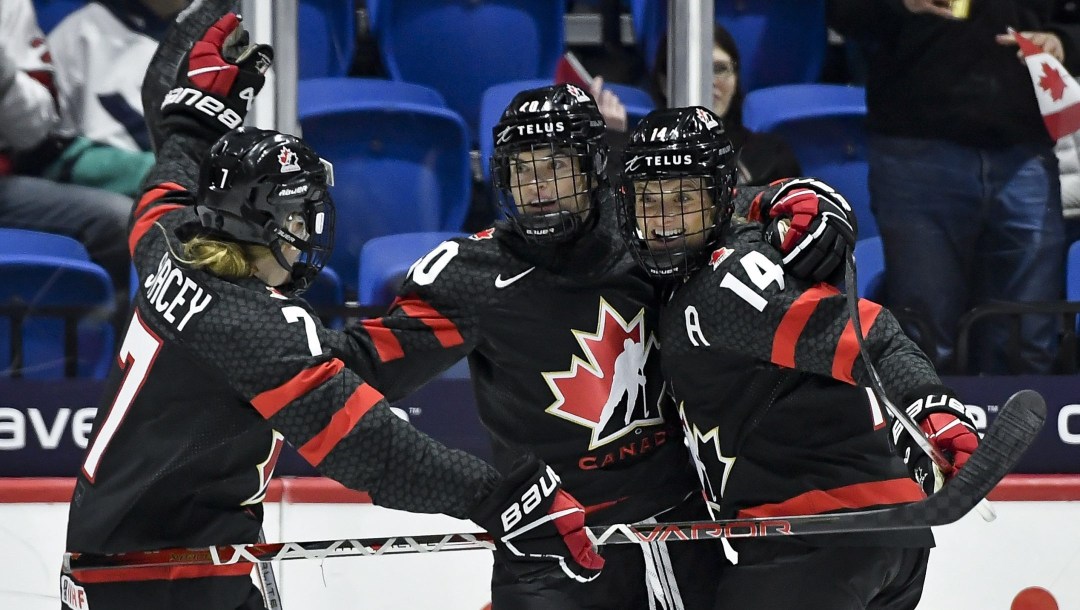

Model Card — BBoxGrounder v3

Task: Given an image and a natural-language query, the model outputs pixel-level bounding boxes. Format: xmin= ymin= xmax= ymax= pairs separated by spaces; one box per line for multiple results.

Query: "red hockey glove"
xmin=470 ymin=455 xmax=604 ymax=583
xmin=892 ymin=385 xmax=980 ymax=495
xmin=161 ymin=13 xmax=273 ymax=140
xmin=762 ymin=178 xmax=857 ymax=284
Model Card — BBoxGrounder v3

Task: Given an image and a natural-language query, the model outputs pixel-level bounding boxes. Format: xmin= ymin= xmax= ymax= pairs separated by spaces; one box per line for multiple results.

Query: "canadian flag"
xmin=1013 ymin=28 xmax=1080 ymax=140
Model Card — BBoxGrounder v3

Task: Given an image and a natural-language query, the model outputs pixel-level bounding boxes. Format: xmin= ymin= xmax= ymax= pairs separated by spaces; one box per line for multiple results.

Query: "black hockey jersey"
xmin=335 ymin=202 xmax=700 ymax=525
xmin=65 ymin=160 xmax=498 ymax=593
xmin=659 ymin=221 xmax=937 ymax=548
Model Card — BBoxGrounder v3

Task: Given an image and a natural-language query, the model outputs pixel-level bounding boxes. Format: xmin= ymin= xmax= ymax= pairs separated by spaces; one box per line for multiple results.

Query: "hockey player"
xmin=616 ymin=106 xmax=981 ymax=609
xmin=60 ymin=15 xmax=602 ymax=610
xmin=334 ymin=84 xmax=860 ymax=609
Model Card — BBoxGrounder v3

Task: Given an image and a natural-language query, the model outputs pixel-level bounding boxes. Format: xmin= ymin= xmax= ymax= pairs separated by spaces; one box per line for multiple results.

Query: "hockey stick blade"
xmin=63 ymin=391 xmax=1043 ymax=572
xmin=593 ymin=388 xmax=1045 ymax=545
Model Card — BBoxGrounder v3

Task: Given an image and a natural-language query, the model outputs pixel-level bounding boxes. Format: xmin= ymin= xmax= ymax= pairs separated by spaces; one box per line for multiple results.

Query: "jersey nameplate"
xmin=142 ymin=253 xmax=214 ymax=332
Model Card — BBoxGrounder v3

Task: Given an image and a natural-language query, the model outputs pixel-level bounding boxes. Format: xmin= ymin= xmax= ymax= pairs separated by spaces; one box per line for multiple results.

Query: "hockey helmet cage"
xmin=616 ymin=106 xmax=737 ymax=278
xmin=491 ymin=84 xmax=608 ymax=243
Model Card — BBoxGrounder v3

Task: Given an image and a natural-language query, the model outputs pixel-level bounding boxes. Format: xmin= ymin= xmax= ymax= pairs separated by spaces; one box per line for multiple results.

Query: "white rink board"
xmin=2 ymin=493 xmax=1077 ymax=609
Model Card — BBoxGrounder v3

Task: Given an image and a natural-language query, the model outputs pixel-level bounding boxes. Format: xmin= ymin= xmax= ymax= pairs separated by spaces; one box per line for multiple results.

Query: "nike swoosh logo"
xmin=494 ymin=267 xmax=536 ymax=288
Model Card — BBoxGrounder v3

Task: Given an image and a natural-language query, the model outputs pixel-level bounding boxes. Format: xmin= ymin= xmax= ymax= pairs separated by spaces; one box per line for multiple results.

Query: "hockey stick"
xmin=62 ymin=389 xmax=1043 ymax=572
xmin=842 ymin=249 xmax=997 ymax=522
xmin=255 ymin=528 xmax=282 ymax=609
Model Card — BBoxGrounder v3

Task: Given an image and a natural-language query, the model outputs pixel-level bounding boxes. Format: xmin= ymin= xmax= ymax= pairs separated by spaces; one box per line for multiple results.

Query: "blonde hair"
xmin=181 ymin=234 xmax=272 ymax=280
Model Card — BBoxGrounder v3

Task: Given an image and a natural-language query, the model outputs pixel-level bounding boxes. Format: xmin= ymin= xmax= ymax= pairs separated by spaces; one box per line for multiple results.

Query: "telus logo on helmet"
xmin=623 ymin=154 xmax=694 ymax=172
xmin=496 ymin=121 xmax=566 ymax=144
xmin=161 ymin=87 xmax=244 ymax=129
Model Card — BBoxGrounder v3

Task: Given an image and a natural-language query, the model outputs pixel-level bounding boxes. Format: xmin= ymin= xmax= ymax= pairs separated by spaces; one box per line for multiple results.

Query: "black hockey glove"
xmin=160 ymin=13 xmax=273 ymax=141
xmin=893 ymin=385 xmax=980 ymax=496
xmin=761 ymin=178 xmax=857 ymax=284
xmin=470 ymin=455 xmax=604 ymax=583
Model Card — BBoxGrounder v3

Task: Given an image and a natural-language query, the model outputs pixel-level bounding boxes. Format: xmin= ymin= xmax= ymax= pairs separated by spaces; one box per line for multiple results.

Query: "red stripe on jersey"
xmin=832 ymin=299 xmax=883 ymax=384
xmin=771 ymin=284 xmax=840 ymax=367
xmin=250 ymin=359 xmax=346 ymax=419
xmin=129 ymin=204 xmax=184 ymax=256
xmin=747 ymin=192 xmax=766 ymax=223
xmin=129 ymin=181 xmax=187 ymax=254
xmin=70 ymin=563 xmax=252 ymax=583
xmin=298 ymin=383 xmax=383 ymax=466
xmin=396 ymin=295 xmax=464 ymax=348
xmin=360 ymin=318 xmax=406 ymax=362
xmin=133 ymin=182 xmax=185 ymax=219
xmin=736 ymin=477 xmax=925 ymax=519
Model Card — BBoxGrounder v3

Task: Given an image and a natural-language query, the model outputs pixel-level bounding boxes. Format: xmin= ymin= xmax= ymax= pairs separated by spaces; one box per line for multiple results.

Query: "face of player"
xmin=253 ymin=212 xmax=309 ymax=287
xmin=634 ymin=177 xmax=715 ymax=254
xmin=712 ymin=45 xmax=737 ymax=118
xmin=509 ymin=146 xmax=590 ymax=218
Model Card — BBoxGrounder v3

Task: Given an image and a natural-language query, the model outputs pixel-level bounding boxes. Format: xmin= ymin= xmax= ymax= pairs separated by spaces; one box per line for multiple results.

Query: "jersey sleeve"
xmin=333 ymin=237 xmax=489 ymax=402
xmin=192 ymin=296 xmax=497 ymax=519
xmin=688 ymin=225 xmax=940 ymax=404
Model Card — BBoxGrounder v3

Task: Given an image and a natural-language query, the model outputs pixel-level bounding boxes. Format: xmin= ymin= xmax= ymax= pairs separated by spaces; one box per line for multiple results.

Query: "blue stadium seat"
xmin=631 ymin=0 xmax=827 ymax=92
xmin=358 ymin=231 xmax=466 ymax=306
xmin=373 ymin=1 xmax=565 ymax=143
xmin=629 ymin=0 xmax=665 ymax=72
xmin=853 ymin=236 xmax=885 ymax=302
xmin=715 ymin=0 xmax=827 ymax=92
xmin=299 ymin=99 xmax=472 ymax=295
xmin=0 ymin=229 xmax=114 ymax=378
xmin=478 ymin=79 xmax=655 ymax=182
xmin=298 ymin=0 xmax=356 ymax=78
xmin=0 ymin=256 xmax=115 ymax=378
xmin=0 ymin=227 xmax=90 ymax=259
xmin=1067 ymin=241 xmax=1080 ymax=301
xmin=743 ymin=84 xmax=876 ymax=238
xmin=32 ymin=0 xmax=85 ymax=33
xmin=298 ymin=78 xmax=447 ymax=118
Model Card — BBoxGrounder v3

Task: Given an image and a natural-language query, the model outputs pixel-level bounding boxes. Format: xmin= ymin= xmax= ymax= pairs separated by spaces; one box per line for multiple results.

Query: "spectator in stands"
xmin=646 ymin=24 xmax=803 ymax=186
xmin=1 ymin=0 xmax=131 ymax=299
xmin=49 ymin=0 xmax=188 ymax=153
xmin=829 ymin=0 xmax=1076 ymax=374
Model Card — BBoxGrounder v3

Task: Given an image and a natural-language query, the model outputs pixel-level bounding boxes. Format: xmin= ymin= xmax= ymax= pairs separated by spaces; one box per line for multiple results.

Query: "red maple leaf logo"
xmin=543 ymin=299 xmax=662 ymax=449
xmin=470 ymin=227 xmax=495 ymax=241
xmin=1039 ymin=62 xmax=1068 ymax=101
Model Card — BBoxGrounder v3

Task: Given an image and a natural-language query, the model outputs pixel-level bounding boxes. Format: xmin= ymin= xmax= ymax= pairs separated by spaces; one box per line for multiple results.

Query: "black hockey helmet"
xmin=196 ymin=127 xmax=335 ymax=294
xmin=616 ymin=106 xmax=736 ymax=278
xmin=490 ymin=84 xmax=608 ymax=244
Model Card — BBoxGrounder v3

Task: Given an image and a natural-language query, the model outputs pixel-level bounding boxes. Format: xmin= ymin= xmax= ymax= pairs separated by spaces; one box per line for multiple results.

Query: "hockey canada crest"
xmin=543 ymin=298 xmax=663 ymax=449
xmin=709 ymin=247 xmax=733 ymax=270
xmin=470 ymin=227 xmax=496 ymax=241
xmin=278 ymin=147 xmax=301 ymax=173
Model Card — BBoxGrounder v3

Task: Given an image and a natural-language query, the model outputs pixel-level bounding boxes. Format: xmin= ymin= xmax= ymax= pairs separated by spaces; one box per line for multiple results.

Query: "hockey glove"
xmin=893 ymin=385 xmax=980 ymax=496
xmin=160 ymin=13 xmax=273 ymax=141
xmin=470 ymin=455 xmax=604 ymax=583
xmin=762 ymin=178 xmax=857 ymax=284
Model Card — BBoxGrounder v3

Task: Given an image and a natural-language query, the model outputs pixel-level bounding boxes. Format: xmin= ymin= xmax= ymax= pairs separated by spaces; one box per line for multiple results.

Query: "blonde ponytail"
xmin=181 ymin=235 xmax=272 ymax=280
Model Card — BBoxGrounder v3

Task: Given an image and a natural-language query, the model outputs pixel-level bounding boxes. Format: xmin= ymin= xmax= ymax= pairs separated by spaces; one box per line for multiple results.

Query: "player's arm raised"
xmin=695 ymin=228 xmax=936 ymax=401
xmin=735 ymin=177 xmax=857 ymax=284
xmin=131 ymin=12 xmax=272 ymax=263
